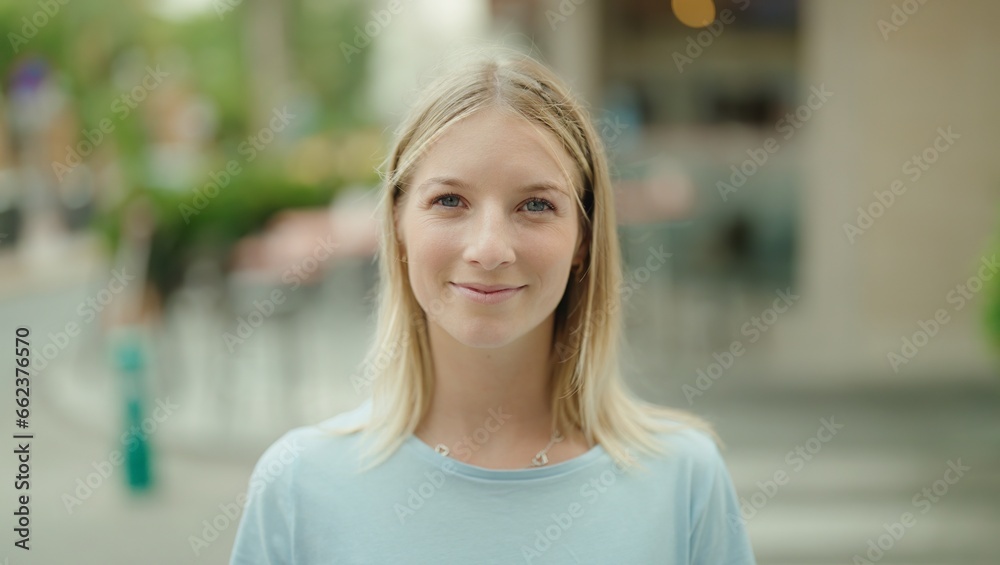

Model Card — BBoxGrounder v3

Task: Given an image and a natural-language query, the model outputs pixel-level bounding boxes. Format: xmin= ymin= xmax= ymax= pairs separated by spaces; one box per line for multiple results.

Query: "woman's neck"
xmin=415 ymin=313 xmax=569 ymax=466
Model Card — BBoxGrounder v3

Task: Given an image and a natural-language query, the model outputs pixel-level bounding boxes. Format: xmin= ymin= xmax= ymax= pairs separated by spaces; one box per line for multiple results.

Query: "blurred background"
xmin=0 ymin=0 xmax=998 ymax=563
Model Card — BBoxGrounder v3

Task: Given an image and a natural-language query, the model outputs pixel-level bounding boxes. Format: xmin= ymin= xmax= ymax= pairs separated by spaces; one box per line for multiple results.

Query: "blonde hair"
xmin=332 ymin=48 xmax=717 ymax=473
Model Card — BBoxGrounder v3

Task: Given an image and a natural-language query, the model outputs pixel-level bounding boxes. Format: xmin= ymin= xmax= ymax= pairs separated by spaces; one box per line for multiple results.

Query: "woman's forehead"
xmin=408 ymin=108 xmax=582 ymax=193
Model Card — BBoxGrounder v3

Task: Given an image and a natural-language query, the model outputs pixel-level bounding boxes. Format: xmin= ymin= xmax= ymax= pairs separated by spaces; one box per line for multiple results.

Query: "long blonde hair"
xmin=332 ymin=48 xmax=717 ymax=473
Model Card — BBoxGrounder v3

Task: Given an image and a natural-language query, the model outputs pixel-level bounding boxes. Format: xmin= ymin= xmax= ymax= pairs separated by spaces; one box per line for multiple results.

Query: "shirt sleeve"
xmin=688 ymin=436 xmax=757 ymax=565
xmin=229 ymin=432 xmax=300 ymax=565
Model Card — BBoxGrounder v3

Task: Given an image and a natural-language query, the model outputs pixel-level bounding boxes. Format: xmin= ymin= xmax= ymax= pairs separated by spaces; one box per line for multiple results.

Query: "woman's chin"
xmin=446 ymin=319 xmax=521 ymax=349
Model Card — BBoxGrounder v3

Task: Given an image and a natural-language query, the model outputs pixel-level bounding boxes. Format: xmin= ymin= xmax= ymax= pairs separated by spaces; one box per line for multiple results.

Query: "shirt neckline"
xmin=404 ymin=433 xmax=606 ymax=481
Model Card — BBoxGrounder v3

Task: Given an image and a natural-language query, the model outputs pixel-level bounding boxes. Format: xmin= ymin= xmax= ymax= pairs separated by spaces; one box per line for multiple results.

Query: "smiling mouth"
xmin=451 ymin=283 xmax=525 ymax=294
xmin=448 ymin=282 xmax=525 ymax=304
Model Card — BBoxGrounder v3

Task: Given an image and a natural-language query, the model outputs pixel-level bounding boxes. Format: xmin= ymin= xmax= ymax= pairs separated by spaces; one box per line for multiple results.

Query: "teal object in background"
xmin=112 ymin=330 xmax=153 ymax=491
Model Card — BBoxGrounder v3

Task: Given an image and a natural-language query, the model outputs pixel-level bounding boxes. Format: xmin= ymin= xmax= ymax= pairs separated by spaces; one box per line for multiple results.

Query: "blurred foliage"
xmin=93 ymin=172 xmax=337 ymax=299
xmin=0 ymin=0 xmax=370 ymax=130
xmin=986 ymin=219 xmax=1000 ymax=356
xmin=1 ymin=0 xmax=374 ymax=183
xmin=1 ymin=0 xmax=381 ymax=299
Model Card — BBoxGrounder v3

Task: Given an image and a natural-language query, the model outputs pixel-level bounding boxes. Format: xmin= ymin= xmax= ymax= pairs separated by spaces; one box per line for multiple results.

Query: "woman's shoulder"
xmin=312 ymin=398 xmax=373 ymax=434
xmin=250 ymin=400 xmax=372 ymax=479
xmin=644 ymin=415 xmax=727 ymax=473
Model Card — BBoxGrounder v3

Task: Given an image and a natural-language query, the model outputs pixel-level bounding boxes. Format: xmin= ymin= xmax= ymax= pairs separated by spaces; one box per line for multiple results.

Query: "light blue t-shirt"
xmin=230 ymin=400 xmax=756 ymax=564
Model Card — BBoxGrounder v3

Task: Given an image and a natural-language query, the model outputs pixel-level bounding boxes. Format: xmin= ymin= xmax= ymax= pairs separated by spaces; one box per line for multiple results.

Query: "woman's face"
xmin=395 ymin=107 xmax=585 ymax=348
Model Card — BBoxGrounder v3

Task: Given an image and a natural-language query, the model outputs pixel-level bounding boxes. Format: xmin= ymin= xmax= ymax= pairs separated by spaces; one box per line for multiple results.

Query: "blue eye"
xmin=436 ymin=194 xmax=461 ymax=207
xmin=524 ymin=198 xmax=556 ymax=213
xmin=431 ymin=193 xmax=557 ymax=213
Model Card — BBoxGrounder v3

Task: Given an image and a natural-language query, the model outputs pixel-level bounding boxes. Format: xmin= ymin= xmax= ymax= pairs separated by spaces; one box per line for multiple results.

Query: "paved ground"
xmin=1 ymin=258 xmax=998 ymax=564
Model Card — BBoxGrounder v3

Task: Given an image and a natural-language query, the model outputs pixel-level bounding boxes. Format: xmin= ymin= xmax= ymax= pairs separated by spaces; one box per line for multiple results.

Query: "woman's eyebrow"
xmin=520 ymin=181 xmax=572 ymax=198
xmin=416 ymin=176 xmax=470 ymax=193
xmin=416 ymin=176 xmax=571 ymax=198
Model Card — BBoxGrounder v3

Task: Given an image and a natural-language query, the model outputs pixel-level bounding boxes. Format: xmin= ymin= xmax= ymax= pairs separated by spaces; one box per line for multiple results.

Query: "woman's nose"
xmin=462 ymin=207 xmax=515 ymax=270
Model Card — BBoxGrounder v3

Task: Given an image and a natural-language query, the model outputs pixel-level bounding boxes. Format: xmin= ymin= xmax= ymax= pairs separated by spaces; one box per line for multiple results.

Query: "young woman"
xmin=230 ymin=50 xmax=756 ymax=564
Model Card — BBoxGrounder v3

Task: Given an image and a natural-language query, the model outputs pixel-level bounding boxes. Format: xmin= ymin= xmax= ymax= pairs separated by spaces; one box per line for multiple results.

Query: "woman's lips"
xmin=449 ymin=283 xmax=525 ymax=305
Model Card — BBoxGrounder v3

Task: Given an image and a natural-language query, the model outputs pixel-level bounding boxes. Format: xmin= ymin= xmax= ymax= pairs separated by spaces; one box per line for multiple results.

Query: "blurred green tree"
xmin=1 ymin=0 xmax=380 ymax=302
